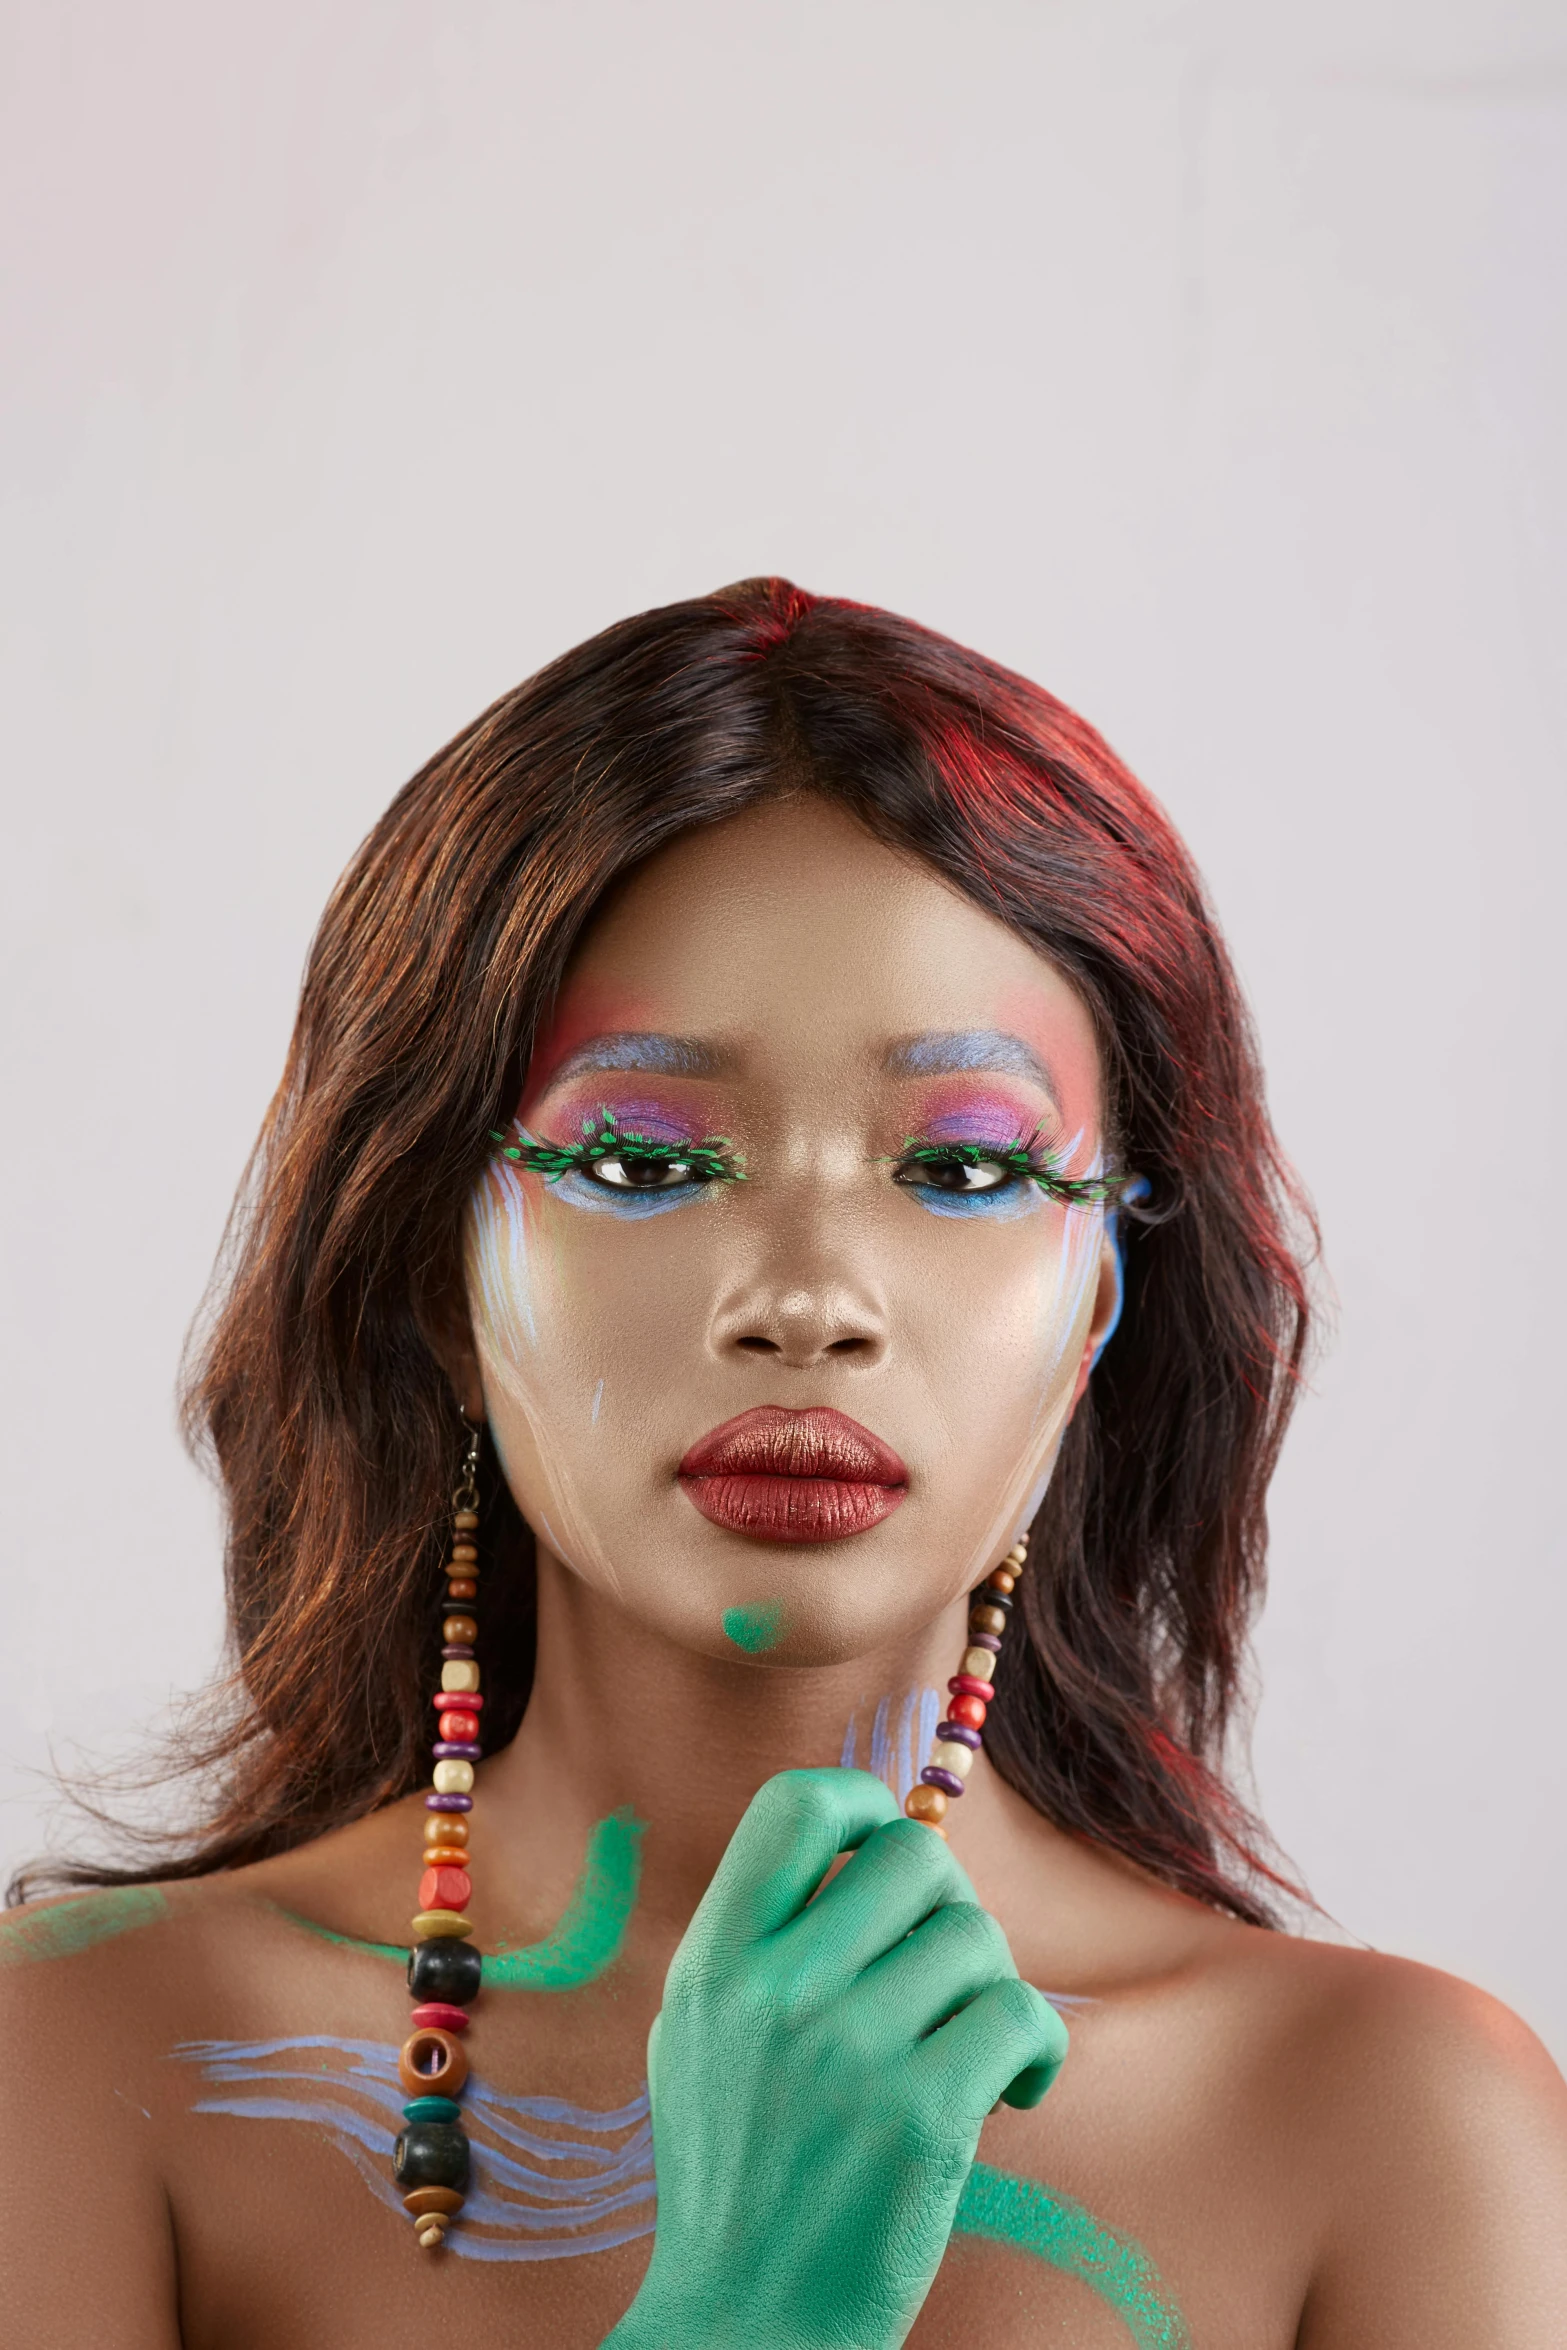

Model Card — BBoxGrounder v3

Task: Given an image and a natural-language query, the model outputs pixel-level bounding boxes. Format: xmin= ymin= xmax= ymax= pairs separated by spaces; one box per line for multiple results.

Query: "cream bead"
xmin=930 ymin=1740 xmax=975 ymax=1780
xmin=432 ymin=1758 xmax=475 ymax=1795
xmin=440 ymin=1658 xmax=480 ymax=1694
xmin=960 ymin=1647 xmax=997 ymax=1681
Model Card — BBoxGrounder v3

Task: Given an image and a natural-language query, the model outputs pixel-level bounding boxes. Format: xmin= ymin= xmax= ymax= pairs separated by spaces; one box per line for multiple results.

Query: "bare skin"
xmin=4 ymin=799 xmax=1564 ymax=2346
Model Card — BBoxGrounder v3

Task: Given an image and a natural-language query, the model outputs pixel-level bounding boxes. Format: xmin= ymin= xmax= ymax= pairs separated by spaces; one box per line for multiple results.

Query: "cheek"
xmin=463 ymin=1163 xmax=711 ymax=1582
xmin=903 ymin=1201 xmax=1105 ymax=1560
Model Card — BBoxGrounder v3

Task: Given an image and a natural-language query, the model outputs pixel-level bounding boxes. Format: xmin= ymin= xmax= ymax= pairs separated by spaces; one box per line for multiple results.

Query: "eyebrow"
xmin=540 ymin=1032 xmax=734 ymax=1087
xmin=884 ymin=1030 xmax=1060 ymax=1099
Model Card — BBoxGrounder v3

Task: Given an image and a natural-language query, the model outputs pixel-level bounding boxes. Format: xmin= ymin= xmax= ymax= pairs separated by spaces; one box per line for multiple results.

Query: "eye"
xmin=586 ymin=1154 xmax=701 ymax=1191
xmin=897 ymin=1154 xmax=1015 ymax=1195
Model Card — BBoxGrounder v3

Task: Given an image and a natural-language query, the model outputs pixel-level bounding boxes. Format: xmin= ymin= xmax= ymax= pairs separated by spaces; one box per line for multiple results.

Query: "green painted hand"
xmin=604 ymin=1768 xmax=1068 ymax=2350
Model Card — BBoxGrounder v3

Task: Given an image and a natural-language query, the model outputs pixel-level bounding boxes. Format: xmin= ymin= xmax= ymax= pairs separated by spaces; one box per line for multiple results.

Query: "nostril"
xmin=827 ymin=1336 xmax=872 ymax=1355
xmin=736 ymin=1335 xmax=780 ymax=1354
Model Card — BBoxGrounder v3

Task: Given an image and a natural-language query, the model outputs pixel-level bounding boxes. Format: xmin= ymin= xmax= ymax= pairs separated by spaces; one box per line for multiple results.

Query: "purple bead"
xmin=432 ymin=1740 xmax=482 ymax=1761
xmin=936 ymin=1720 xmax=982 ymax=1750
xmin=441 ymin=1644 xmax=475 ymax=1660
xmin=425 ymin=1792 xmax=473 ymax=1812
xmin=920 ymin=1766 xmax=966 ymax=1800
xmin=967 ymin=1631 xmax=1002 ymax=1654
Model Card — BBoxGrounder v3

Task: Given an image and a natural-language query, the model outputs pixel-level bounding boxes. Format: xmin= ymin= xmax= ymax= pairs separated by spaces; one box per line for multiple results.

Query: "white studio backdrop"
xmin=3 ymin=2 xmax=1564 ymax=2058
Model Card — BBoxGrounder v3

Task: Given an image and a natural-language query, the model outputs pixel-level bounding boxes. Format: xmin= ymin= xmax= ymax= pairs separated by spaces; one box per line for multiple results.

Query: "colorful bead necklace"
xmin=392 ymin=1427 xmax=485 ymax=2252
xmin=903 ymin=1534 xmax=1028 ymax=1835
xmin=388 ymin=1454 xmax=1024 ymax=2248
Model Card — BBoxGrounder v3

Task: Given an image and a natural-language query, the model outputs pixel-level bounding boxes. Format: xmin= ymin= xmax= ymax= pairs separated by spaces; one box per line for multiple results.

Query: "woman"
xmin=5 ymin=579 xmax=1563 ymax=2346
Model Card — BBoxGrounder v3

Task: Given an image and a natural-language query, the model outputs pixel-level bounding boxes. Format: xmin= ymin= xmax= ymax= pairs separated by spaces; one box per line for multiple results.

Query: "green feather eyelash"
xmin=894 ymin=1135 xmax=1115 ymax=1208
xmin=488 ymin=1111 xmax=746 ymax=1185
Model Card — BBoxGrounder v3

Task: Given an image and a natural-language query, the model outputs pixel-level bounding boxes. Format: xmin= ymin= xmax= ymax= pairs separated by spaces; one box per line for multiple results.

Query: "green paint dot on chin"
xmin=722 ymin=1600 xmax=785 ymax=1654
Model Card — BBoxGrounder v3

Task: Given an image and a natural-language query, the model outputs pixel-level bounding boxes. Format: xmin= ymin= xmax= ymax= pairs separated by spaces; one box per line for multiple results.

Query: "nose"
xmin=706 ymin=1219 xmax=890 ymax=1371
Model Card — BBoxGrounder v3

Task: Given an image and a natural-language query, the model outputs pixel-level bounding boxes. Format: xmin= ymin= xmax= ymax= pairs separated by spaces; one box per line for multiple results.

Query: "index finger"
xmin=689 ymin=1768 xmax=902 ymax=1948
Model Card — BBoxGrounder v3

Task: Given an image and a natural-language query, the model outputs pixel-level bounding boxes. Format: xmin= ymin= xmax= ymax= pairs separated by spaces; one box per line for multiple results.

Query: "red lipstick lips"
xmin=678 ymin=1406 xmax=908 ymax=1544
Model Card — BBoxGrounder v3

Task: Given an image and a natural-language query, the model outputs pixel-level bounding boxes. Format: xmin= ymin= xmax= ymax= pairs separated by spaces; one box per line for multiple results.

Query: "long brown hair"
xmin=15 ymin=579 xmax=1314 ymax=1922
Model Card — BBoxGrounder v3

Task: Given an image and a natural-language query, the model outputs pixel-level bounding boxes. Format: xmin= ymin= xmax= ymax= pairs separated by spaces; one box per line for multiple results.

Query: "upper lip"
xmin=678 ymin=1406 xmax=908 ymax=1486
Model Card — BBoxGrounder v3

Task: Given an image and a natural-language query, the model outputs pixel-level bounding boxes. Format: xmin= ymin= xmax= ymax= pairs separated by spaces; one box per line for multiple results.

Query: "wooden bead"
xmin=411 ymin=1909 xmax=473 ymax=1938
xmin=443 ymin=1614 xmax=478 ymax=1646
xmin=437 ymin=1709 xmax=480 ymax=1745
xmin=441 ymin=1660 xmax=480 ymax=1695
xmin=450 ymin=1542 xmax=478 ymax=1563
xmin=1007 ymin=1542 xmax=1028 ymax=1565
xmin=930 ymin=1739 xmax=975 ymax=1780
xmin=947 ymin=1692 xmax=987 ymax=1731
xmin=960 ymin=1646 xmax=997 ymax=1680
xmin=453 ymin=1510 xmax=480 ymax=1532
xmin=409 ymin=2001 xmax=471 ymax=2034
xmin=422 ymin=1845 xmax=469 ymax=1869
xmin=432 ymin=1758 xmax=475 ymax=1795
xmin=969 ymin=1603 xmax=1008 ymax=1637
xmin=394 ymin=2119 xmax=471 ymax=2189
xmin=418 ymin=1865 xmax=473 ymax=1912
xmin=397 ymin=2027 xmax=469 ymax=2098
xmin=424 ymin=1812 xmax=469 ymax=1847
xmin=408 ymin=1937 xmax=482 ymax=2004
xmin=904 ymin=1782 xmax=948 ymax=1825
xmin=986 ymin=1569 xmax=1017 ymax=1595
xmin=415 ymin=2219 xmax=448 ymax=2249
xmin=446 ymin=1576 xmax=479 ymax=1600
xmin=404 ymin=2186 xmax=464 ymax=2218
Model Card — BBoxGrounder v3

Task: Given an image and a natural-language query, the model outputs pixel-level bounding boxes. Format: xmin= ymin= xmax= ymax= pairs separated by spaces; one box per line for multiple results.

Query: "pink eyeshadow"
xmin=913 ymin=1091 xmax=1037 ymax=1149
xmin=537 ymin=1090 xmax=705 ymax=1145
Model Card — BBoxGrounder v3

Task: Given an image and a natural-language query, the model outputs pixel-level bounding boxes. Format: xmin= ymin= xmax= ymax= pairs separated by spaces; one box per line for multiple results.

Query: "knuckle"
xmin=936 ymin=1900 xmax=1010 ymax=1968
xmin=750 ymin=1768 xmax=832 ymax=1839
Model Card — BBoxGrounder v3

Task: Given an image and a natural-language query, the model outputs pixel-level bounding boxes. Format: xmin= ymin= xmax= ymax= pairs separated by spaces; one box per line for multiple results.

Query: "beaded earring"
xmin=904 ymin=1533 xmax=1028 ymax=1835
xmin=392 ymin=1421 xmax=486 ymax=2252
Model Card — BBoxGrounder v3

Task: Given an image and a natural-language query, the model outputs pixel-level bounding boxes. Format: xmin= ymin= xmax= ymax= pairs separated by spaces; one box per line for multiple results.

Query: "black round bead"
xmin=393 ymin=2122 xmax=471 ymax=2191
xmin=407 ymin=1938 xmax=484 ymax=2005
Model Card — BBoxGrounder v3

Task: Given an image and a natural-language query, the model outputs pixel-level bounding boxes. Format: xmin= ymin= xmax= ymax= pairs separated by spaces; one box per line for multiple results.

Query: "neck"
xmin=479 ymin=1548 xmax=975 ymax=1939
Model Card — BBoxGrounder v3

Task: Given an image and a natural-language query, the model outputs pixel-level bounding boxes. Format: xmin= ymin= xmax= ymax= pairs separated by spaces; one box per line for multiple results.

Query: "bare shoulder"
xmin=1210 ymin=1925 xmax=1567 ymax=2345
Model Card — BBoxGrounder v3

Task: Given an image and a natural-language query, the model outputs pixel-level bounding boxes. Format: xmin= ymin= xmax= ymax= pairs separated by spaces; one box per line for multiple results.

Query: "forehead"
xmin=534 ymin=797 xmax=1101 ymax=1110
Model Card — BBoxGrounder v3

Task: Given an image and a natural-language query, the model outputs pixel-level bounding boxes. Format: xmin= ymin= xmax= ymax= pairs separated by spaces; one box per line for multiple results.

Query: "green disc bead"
xmin=402 ymin=2095 xmax=463 ymax=2125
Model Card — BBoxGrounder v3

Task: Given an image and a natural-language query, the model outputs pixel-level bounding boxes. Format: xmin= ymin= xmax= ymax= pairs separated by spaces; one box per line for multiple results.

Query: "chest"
xmin=159 ymin=1961 xmax=1310 ymax=2350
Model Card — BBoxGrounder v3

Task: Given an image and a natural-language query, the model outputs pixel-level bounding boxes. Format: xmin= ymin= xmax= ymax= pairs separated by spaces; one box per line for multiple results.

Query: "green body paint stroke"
xmin=722 ymin=1600 xmax=784 ymax=1654
xmin=283 ymin=1809 xmax=645 ymax=1992
xmin=0 ymin=1885 xmax=169 ymax=1967
xmin=487 ymin=1806 xmax=643 ymax=1989
xmin=954 ymin=2161 xmax=1190 ymax=2350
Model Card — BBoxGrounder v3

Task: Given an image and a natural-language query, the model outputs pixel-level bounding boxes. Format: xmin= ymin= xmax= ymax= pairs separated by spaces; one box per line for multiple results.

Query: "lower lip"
xmin=679 ymin=1473 xmax=905 ymax=1544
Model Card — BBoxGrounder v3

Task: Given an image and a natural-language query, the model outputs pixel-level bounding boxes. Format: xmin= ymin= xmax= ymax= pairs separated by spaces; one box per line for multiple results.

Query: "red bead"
xmin=432 ymin=1691 xmax=483 ymax=1709
xmin=947 ymin=1692 xmax=987 ymax=1731
xmin=949 ymin=1673 xmax=995 ymax=1703
xmin=438 ymin=1710 xmax=480 ymax=1743
xmin=418 ymin=1866 xmax=473 ymax=1913
xmin=409 ymin=2001 xmax=470 ymax=2034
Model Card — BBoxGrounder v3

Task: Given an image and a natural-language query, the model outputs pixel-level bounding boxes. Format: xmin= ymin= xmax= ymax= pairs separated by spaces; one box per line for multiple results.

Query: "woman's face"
xmin=463 ymin=796 xmax=1118 ymax=1666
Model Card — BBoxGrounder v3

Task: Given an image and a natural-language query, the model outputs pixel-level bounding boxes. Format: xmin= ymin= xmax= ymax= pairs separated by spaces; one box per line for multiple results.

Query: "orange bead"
xmin=905 ymin=1782 xmax=948 ymax=1825
xmin=424 ymin=1812 xmax=468 ymax=1847
xmin=422 ymin=1846 xmax=469 ymax=1868
xmin=418 ymin=1865 xmax=473 ymax=1913
xmin=986 ymin=1569 xmax=1017 ymax=1595
xmin=446 ymin=1578 xmax=478 ymax=1601
xmin=404 ymin=2186 xmax=464 ymax=2218
xmin=397 ymin=2027 xmax=468 ymax=2098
